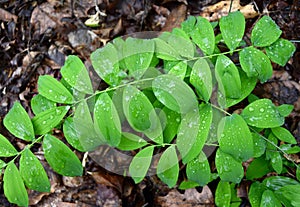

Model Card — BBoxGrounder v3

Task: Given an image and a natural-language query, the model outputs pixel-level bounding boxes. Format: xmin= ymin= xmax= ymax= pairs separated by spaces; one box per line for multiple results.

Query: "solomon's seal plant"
xmin=1 ymin=11 xmax=299 ymax=206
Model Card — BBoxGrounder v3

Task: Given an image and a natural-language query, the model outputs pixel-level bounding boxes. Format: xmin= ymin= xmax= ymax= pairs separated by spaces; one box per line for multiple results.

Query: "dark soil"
xmin=0 ymin=0 xmax=299 ymax=206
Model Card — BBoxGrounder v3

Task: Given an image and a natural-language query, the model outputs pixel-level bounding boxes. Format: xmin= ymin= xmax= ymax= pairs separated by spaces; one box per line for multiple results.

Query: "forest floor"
xmin=0 ymin=0 xmax=299 ymax=206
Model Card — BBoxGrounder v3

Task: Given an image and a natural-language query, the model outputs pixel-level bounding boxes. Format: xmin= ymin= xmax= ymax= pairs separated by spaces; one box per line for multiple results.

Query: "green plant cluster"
xmin=0 ymin=11 xmax=298 ymax=206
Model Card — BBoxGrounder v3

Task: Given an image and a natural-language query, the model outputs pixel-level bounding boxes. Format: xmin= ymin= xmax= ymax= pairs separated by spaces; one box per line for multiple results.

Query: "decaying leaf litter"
xmin=0 ymin=0 xmax=299 ymax=206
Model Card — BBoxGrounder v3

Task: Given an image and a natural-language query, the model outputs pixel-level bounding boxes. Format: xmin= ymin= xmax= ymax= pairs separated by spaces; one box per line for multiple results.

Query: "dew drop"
xmin=259 ymin=108 xmax=265 ymax=112
xmin=248 ymin=107 xmax=254 ymax=112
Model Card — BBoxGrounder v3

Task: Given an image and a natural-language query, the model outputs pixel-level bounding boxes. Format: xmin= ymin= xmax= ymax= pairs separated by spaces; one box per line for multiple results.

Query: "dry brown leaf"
xmin=0 ymin=8 xmax=17 ymax=22
xmin=200 ymin=0 xmax=258 ymax=21
xmin=156 ymin=186 xmax=214 ymax=207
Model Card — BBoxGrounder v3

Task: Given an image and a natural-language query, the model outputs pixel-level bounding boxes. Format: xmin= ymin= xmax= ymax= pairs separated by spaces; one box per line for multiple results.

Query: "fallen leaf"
xmin=0 ymin=8 xmax=18 ymax=22
xmin=155 ymin=186 xmax=214 ymax=206
xmin=200 ymin=0 xmax=258 ymax=21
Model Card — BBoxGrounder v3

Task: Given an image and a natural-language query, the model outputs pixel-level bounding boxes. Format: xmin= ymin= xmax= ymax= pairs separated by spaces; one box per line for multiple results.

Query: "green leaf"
xmin=117 ymin=132 xmax=148 ymax=151
xmin=123 ymin=85 xmax=163 ymax=144
xmin=177 ymin=103 xmax=212 ymax=163
xmin=0 ymin=159 xmax=5 ymax=169
xmin=157 ymin=145 xmax=179 ymax=188
xmin=280 ymin=144 xmax=300 ymax=154
xmin=38 ymin=75 xmax=74 ymax=104
xmin=218 ymin=114 xmax=253 ymax=161
xmin=297 ymin=167 xmax=300 ymax=181
xmin=277 ymin=104 xmax=294 ymax=117
xmin=260 ymin=190 xmax=281 ymax=207
xmin=4 ymin=162 xmax=28 ymax=206
xmin=190 ymin=58 xmax=213 ymax=102
xmin=94 ymin=92 xmax=121 ymax=147
xmin=91 ymin=42 xmax=121 ymax=86
xmin=43 ymin=134 xmax=83 ymax=176
xmin=275 ymin=185 xmax=300 ymax=207
xmin=215 ymin=149 xmax=243 ymax=183
xmin=249 ymin=182 xmax=266 ymax=207
xmin=178 ymin=180 xmax=199 ymax=190
xmin=161 ymin=32 xmax=194 ymax=59
xmin=181 ymin=16 xmax=196 ymax=36
xmin=152 ymin=74 xmax=198 ymax=113
xmin=168 ymin=61 xmax=187 ymax=80
xmin=63 ymin=117 xmax=85 ymax=152
xmin=160 ymin=107 xmax=181 ymax=143
xmin=252 ymin=133 xmax=266 ymax=158
xmin=129 ymin=146 xmax=154 ymax=183
xmin=154 ymin=38 xmax=181 ymax=61
xmin=0 ymin=134 xmax=18 ymax=157
xmin=31 ymin=94 xmax=56 ymax=115
xmin=19 ymin=148 xmax=50 ymax=192
xmin=246 ymin=156 xmax=271 ymax=180
xmin=215 ymin=55 xmax=241 ymax=99
xmin=221 ymin=68 xmax=257 ymax=108
xmin=266 ymin=38 xmax=296 ymax=66
xmin=74 ymin=100 xmax=103 ymax=151
xmin=186 ymin=151 xmax=211 ymax=186
xmin=239 ymin=46 xmax=273 ymax=83
xmin=123 ymin=38 xmax=155 ymax=79
xmin=269 ymin=151 xmax=282 ymax=174
xmin=215 ymin=181 xmax=231 ymax=207
xmin=32 ymin=106 xmax=70 ymax=135
xmin=271 ymin=127 xmax=297 ymax=144
xmin=251 ymin=16 xmax=282 ymax=47
xmin=219 ymin=11 xmax=245 ymax=51
xmin=4 ymin=102 xmax=35 ymax=141
xmin=190 ymin=16 xmax=215 ymax=55
xmin=241 ymin=99 xmax=284 ymax=128
xmin=61 ymin=55 xmax=93 ymax=94
xmin=262 ymin=176 xmax=299 ymax=191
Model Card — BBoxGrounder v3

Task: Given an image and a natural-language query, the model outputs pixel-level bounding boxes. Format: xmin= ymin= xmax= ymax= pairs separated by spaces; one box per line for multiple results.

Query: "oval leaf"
xmin=4 ymin=162 xmax=28 ymax=206
xmin=241 ymin=99 xmax=284 ymax=128
xmin=74 ymin=100 xmax=104 ymax=151
xmin=38 ymin=75 xmax=74 ymax=104
xmin=157 ymin=145 xmax=179 ymax=188
xmin=91 ymin=43 xmax=120 ymax=86
xmin=152 ymin=74 xmax=198 ymax=113
xmin=123 ymin=38 xmax=155 ymax=79
xmin=117 ymin=132 xmax=148 ymax=151
xmin=191 ymin=16 xmax=215 ymax=55
xmin=262 ymin=176 xmax=299 ymax=191
xmin=3 ymin=102 xmax=34 ymax=141
xmin=186 ymin=151 xmax=211 ymax=186
xmin=177 ymin=103 xmax=212 ymax=163
xmin=160 ymin=107 xmax=181 ymax=143
xmin=249 ymin=182 xmax=266 ymax=207
xmin=252 ymin=133 xmax=266 ymax=158
xmin=220 ymin=69 xmax=257 ymax=108
xmin=43 ymin=134 xmax=83 ymax=176
xmin=190 ymin=58 xmax=213 ymax=102
xmin=61 ymin=55 xmax=93 ymax=94
xmin=32 ymin=106 xmax=70 ymax=135
xmin=123 ymin=85 xmax=163 ymax=144
xmin=246 ymin=156 xmax=271 ymax=180
xmin=215 ymin=55 xmax=241 ymax=98
xmin=277 ymin=104 xmax=293 ymax=117
xmin=266 ymin=38 xmax=296 ymax=66
xmin=271 ymin=127 xmax=296 ymax=144
xmin=31 ymin=94 xmax=56 ymax=115
xmin=0 ymin=134 xmax=18 ymax=157
xmin=94 ymin=92 xmax=121 ymax=147
xmin=215 ymin=181 xmax=231 ymax=207
xmin=154 ymin=38 xmax=181 ymax=61
xmin=260 ymin=190 xmax=281 ymax=207
xmin=239 ymin=46 xmax=273 ymax=82
xmin=251 ymin=16 xmax=282 ymax=47
xmin=218 ymin=114 xmax=253 ymax=161
xmin=168 ymin=61 xmax=187 ymax=80
xmin=63 ymin=117 xmax=85 ymax=152
xmin=129 ymin=146 xmax=154 ymax=183
xmin=215 ymin=149 xmax=244 ymax=183
xmin=219 ymin=11 xmax=245 ymax=51
xmin=163 ymin=32 xmax=194 ymax=58
xmin=20 ymin=148 xmax=50 ymax=192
